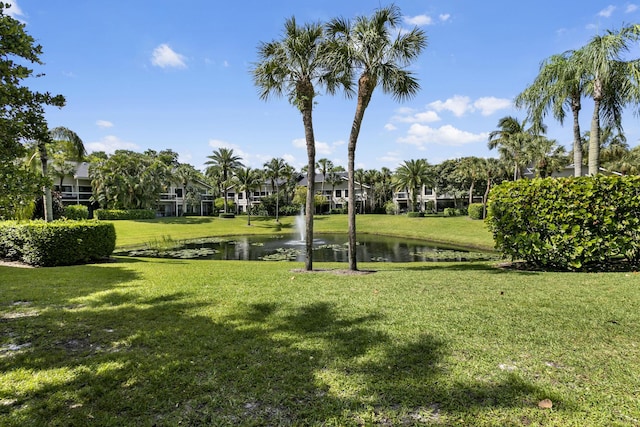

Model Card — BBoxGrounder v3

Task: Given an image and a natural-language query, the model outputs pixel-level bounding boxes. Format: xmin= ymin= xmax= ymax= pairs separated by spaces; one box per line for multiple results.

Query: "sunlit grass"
xmin=1 ymin=259 xmax=639 ymax=425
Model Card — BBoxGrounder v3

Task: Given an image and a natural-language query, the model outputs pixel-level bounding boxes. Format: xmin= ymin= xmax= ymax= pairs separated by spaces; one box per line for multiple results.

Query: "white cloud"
xmin=398 ymin=124 xmax=488 ymax=148
xmin=392 ymin=109 xmax=441 ymax=123
xmin=385 ymin=123 xmax=397 ymax=131
xmin=598 ymin=5 xmax=616 ymax=17
xmin=404 ymin=14 xmax=432 ymax=26
xmin=207 ymin=139 xmax=249 ymax=163
xmin=626 ymin=4 xmax=638 ymax=12
xmin=87 ymin=135 xmax=139 ymax=154
xmin=151 ymin=44 xmax=187 ymax=69
xmin=292 ymin=138 xmax=343 ymax=155
xmin=473 ymin=97 xmax=512 ymax=116
xmin=439 ymin=14 xmax=451 ymax=22
xmin=4 ymin=1 xmax=24 ymax=19
xmin=223 ymin=60 xmax=230 ymax=67
xmin=96 ymin=120 xmax=113 ymax=128
xmin=428 ymin=95 xmax=472 ymax=117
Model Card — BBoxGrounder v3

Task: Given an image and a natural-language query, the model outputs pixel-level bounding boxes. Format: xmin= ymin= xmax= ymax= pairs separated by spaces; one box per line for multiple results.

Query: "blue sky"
xmin=9 ymin=0 xmax=640 ymax=172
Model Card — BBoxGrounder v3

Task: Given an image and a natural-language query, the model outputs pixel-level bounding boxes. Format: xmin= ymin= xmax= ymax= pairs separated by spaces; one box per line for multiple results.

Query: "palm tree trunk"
xmin=571 ymin=96 xmax=583 ymax=177
xmin=302 ymin=105 xmax=316 ymax=271
xmin=39 ymin=143 xmax=53 ymax=222
xmin=347 ymin=75 xmax=374 ymax=271
xmin=588 ymin=96 xmax=601 ymax=176
xmin=246 ymin=191 xmax=251 ymax=226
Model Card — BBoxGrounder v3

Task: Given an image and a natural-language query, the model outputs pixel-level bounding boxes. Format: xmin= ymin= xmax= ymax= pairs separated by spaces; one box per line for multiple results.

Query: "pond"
xmin=120 ymin=233 xmax=498 ymax=263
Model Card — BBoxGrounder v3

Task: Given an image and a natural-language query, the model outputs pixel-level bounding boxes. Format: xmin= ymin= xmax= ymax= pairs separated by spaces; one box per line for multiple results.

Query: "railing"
xmin=59 ymin=191 xmax=93 ymax=201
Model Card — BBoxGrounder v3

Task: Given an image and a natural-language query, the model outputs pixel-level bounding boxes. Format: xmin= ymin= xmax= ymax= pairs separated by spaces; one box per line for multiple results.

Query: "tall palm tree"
xmin=392 ymin=159 xmax=431 ymax=213
xmin=316 ymin=158 xmax=334 ymax=201
xmin=515 ymin=52 xmax=587 ymax=177
xmin=481 ymin=158 xmax=507 ymax=218
xmin=263 ymin=157 xmax=288 ymax=222
xmin=455 ymin=157 xmax=484 ymax=206
xmin=234 ymin=167 xmax=262 ymax=226
xmin=488 ymin=116 xmax=538 ymax=180
xmin=326 ymin=5 xmax=427 ymax=271
xmin=574 ymin=24 xmax=640 ymax=175
xmin=31 ymin=126 xmax=85 ymax=221
xmin=205 ymin=147 xmax=243 ymax=213
xmin=252 ymin=17 xmax=349 ymax=271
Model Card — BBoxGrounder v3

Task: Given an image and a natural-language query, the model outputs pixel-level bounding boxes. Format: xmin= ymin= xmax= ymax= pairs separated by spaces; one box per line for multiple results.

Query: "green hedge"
xmin=406 ymin=211 xmax=424 ymax=218
xmin=94 ymin=209 xmax=156 ymax=220
xmin=443 ymin=208 xmax=457 ymax=217
xmin=64 ymin=204 xmax=89 ymax=220
xmin=468 ymin=203 xmax=484 ymax=220
xmin=486 ymin=176 xmax=640 ymax=270
xmin=0 ymin=220 xmax=116 ymax=267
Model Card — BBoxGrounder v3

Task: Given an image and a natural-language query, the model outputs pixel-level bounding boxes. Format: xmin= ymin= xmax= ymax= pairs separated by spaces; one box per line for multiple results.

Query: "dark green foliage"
xmin=0 ymin=220 xmax=116 ymax=266
xmin=443 ymin=207 xmax=457 ymax=217
xmin=219 ymin=213 xmax=236 ymax=219
xmin=94 ymin=209 xmax=156 ymax=220
xmin=32 ymin=192 xmax=64 ymax=220
xmin=64 ymin=204 xmax=89 ymax=220
xmin=468 ymin=203 xmax=484 ymax=220
xmin=406 ymin=211 xmax=424 ymax=218
xmin=486 ymin=176 xmax=640 ymax=270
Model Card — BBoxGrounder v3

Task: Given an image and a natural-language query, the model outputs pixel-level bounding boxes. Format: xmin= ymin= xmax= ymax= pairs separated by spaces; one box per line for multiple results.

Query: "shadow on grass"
xmin=0 ymin=284 xmax=559 ymax=425
xmin=399 ymin=263 xmax=541 ymax=275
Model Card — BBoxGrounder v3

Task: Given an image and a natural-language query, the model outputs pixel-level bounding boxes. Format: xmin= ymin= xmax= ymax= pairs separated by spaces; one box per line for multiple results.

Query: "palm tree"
xmin=252 ymin=17 xmax=349 ymax=271
xmin=455 ymin=157 xmax=484 ymax=206
xmin=488 ymin=116 xmax=538 ymax=180
xmin=263 ymin=157 xmax=288 ymax=222
xmin=234 ymin=167 xmax=262 ymax=226
xmin=326 ymin=5 xmax=427 ymax=271
xmin=392 ymin=159 xmax=431 ymax=213
xmin=205 ymin=148 xmax=243 ymax=213
xmin=31 ymin=126 xmax=85 ymax=221
xmin=481 ymin=158 xmax=507 ymax=218
xmin=525 ymin=137 xmax=568 ymax=178
xmin=325 ymin=170 xmax=344 ymax=212
xmin=515 ymin=52 xmax=587 ymax=177
xmin=316 ymin=158 xmax=334 ymax=201
xmin=574 ymin=24 xmax=640 ymax=175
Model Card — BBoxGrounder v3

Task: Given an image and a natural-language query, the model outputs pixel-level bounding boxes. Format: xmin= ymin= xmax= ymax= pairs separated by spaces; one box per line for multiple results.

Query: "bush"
xmin=0 ymin=220 xmax=116 ymax=266
xmin=424 ymin=200 xmax=435 ymax=214
xmin=219 ymin=213 xmax=235 ymax=219
xmin=384 ymin=201 xmax=396 ymax=215
xmin=94 ymin=209 xmax=156 ymax=220
xmin=406 ymin=211 xmax=424 ymax=218
xmin=486 ymin=176 xmax=640 ymax=270
xmin=468 ymin=203 xmax=484 ymax=220
xmin=64 ymin=204 xmax=89 ymax=220
xmin=443 ymin=207 xmax=457 ymax=217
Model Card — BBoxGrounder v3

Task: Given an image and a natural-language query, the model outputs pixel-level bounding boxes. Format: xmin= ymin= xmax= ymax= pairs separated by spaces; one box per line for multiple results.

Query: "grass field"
xmin=1 ymin=216 xmax=639 ymax=426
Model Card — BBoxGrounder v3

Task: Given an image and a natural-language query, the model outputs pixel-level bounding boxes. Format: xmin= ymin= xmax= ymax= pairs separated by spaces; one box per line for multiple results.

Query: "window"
xmin=335 ymin=190 xmax=342 ymax=197
xmin=175 ymin=188 xmax=183 ymax=198
xmin=345 ymin=190 xmax=348 ymax=197
xmin=424 ymin=188 xmax=432 ymax=196
xmin=238 ymin=193 xmax=243 ymax=199
xmin=227 ymin=192 xmax=235 ymax=198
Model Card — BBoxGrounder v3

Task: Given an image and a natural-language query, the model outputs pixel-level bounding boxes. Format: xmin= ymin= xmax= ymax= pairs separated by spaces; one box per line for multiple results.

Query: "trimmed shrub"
xmin=384 ymin=201 xmax=396 ymax=215
xmin=406 ymin=211 xmax=424 ymax=218
xmin=486 ymin=176 xmax=640 ymax=270
xmin=0 ymin=220 xmax=116 ymax=266
xmin=468 ymin=203 xmax=484 ymax=220
xmin=219 ymin=213 xmax=235 ymax=219
xmin=64 ymin=204 xmax=89 ymax=220
xmin=443 ymin=207 xmax=457 ymax=217
xmin=94 ymin=209 xmax=156 ymax=220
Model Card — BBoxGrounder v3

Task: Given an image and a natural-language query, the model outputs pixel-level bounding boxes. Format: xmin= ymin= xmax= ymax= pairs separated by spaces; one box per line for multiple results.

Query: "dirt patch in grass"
xmin=290 ymin=268 xmax=376 ymax=275
xmin=0 ymin=259 xmax=35 ymax=268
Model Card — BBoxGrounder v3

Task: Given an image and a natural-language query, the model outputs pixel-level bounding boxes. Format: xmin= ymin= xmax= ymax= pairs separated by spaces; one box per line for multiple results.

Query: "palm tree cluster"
xmin=516 ymin=24 xmax=640 ymax=176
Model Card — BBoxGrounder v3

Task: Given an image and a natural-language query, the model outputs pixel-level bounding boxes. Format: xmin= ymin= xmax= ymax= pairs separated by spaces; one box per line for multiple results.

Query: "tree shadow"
xmin=1 ymin=278 xmax=562 ymax=425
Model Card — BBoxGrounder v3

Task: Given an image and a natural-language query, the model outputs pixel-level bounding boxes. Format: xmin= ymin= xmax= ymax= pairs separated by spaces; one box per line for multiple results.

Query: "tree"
xmin=175 ymin=163 xmax=203 ymax=214
xmin=0 ymin=3 xmax=66 ymax=220
xmin=392 ymin=159 xmax=431 ymax=213
xmin=574 ymin=24 xmax=640 ymax=175
xmin=89 ymin=150 xmax=170 ymax=210
xmin=326 ymin=5 xmax=427 ymax=270
xmin=264 ymin=157 xmax=288 ymax=222
xmin=326 ymin=170 xmax=344 ymax=212
xmin=515 ymin=52 xmax=587 ymax=177
xmin=455 ymin=157 xmax=484 ymax=206
xmin=525 ymin=137 xmax=568 ymax=178
xmin=234 ymin=167 xmax=262 ymax=225
xmin=205 ymin=147 xmax=243 ymax=213
xmin=488 ymin=116 xmax=538 ymax=180
xmin=252 ymin=17 xmax=348 ymax=271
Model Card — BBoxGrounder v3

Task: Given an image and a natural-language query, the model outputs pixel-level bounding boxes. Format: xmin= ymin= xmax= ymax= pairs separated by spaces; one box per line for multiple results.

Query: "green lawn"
xmin=1 ymin=217 xmax=639 ymax=425
xmin=112 ymin=214 xmax=495 ymax=251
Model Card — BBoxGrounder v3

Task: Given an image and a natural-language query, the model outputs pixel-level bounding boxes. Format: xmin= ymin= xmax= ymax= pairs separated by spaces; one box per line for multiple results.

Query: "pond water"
xmin=122 ymin=233 xmax=497 ymax=263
